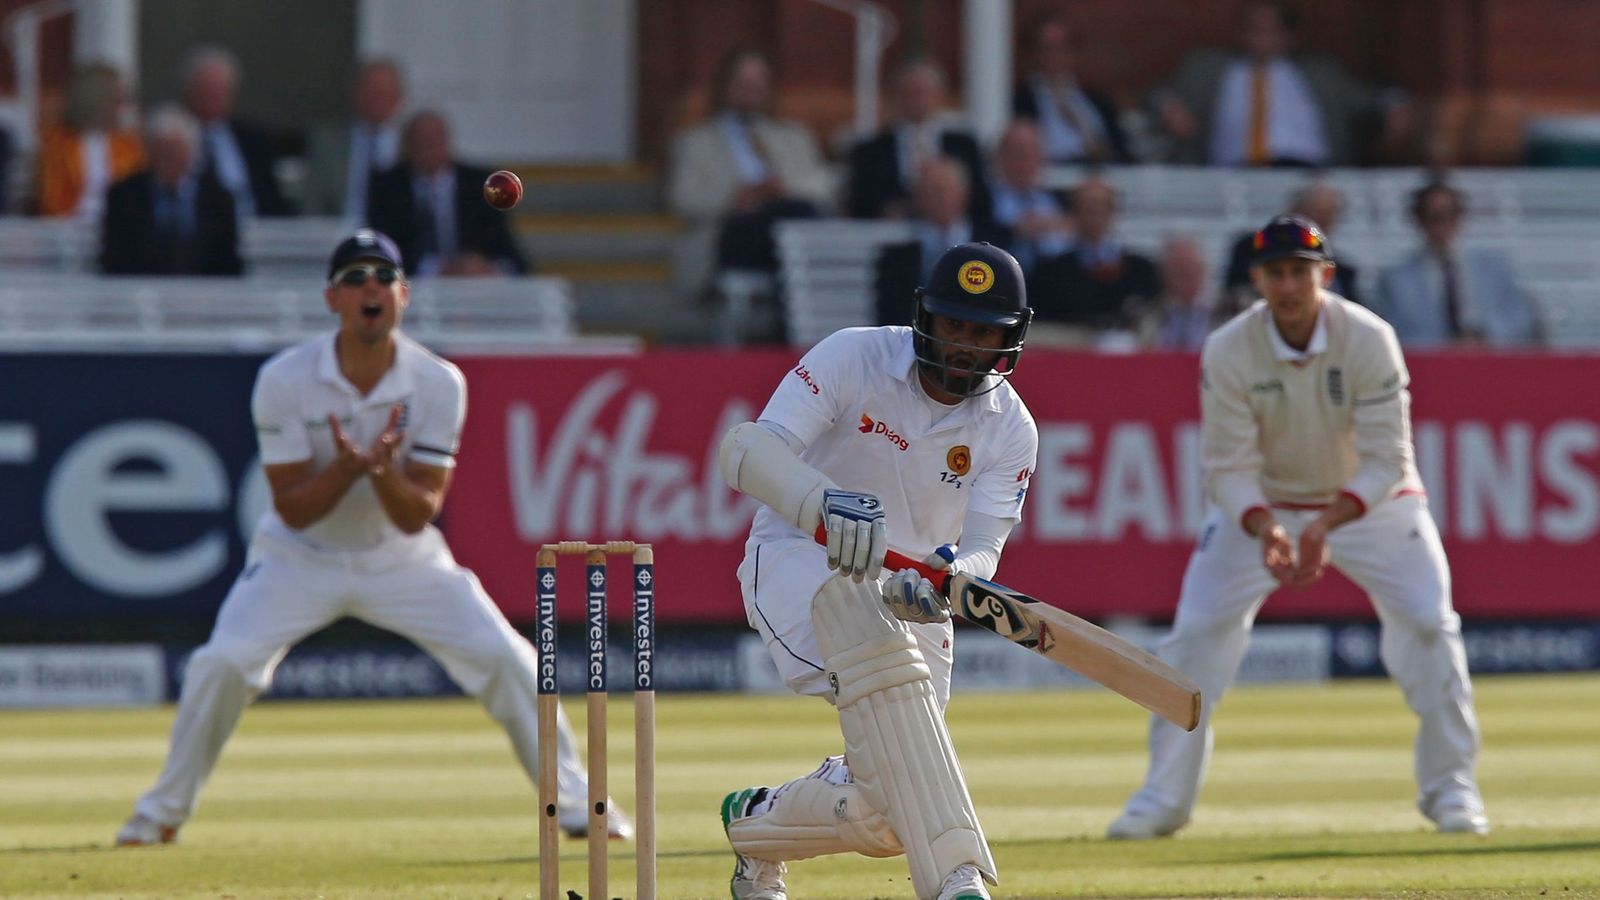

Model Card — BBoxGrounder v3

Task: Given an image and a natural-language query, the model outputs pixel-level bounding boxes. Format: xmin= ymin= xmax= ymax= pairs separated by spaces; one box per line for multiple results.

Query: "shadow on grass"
xmin=0 ymin=843 xmax=113 ymax=855
xmin=1216 ymin=839 xmax=1600 ymax=863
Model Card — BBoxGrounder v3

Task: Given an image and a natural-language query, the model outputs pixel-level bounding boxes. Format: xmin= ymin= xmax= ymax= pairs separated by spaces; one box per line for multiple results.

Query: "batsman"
xmin=717 ymin=242 xmax=1038 ymax=900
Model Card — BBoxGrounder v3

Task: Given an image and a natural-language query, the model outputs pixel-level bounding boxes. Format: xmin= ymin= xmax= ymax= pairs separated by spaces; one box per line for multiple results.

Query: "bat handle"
xmin=811 ymin=525 xmax=952 ymax=592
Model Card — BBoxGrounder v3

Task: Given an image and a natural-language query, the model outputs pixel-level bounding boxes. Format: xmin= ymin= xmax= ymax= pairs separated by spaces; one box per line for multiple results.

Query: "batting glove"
xmin=881 ymin=568 xmax=950 ymax=624
xmin=821 ymin=488 xmax=888 ymax=582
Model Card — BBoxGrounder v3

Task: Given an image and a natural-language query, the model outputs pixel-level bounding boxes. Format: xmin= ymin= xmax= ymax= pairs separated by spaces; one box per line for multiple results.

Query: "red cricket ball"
xmin=483 ymin=169 xmax=523 ymax=211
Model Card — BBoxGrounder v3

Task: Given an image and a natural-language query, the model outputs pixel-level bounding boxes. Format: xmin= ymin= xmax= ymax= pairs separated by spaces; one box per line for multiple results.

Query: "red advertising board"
xmin=447 ymin=351 xmax=1600 ymax=624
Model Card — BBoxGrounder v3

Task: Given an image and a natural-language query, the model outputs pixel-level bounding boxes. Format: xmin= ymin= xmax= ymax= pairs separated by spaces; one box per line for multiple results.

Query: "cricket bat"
xmin=816 ymin=527 xmax=1201 ymax=731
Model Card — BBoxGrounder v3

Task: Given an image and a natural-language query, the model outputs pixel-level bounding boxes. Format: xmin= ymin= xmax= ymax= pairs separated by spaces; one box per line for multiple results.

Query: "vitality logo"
xmin=858 ymin=414 xmax=909 ymax=451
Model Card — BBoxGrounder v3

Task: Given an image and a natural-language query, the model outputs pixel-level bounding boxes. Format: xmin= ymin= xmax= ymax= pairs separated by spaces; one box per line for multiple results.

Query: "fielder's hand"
xmin=881 ymin=568 xmax=950 ymax=624
xmin=1260 ymin=523 xmax=1297 ymax=586
xmin=821 ymin=488 xmax=888 ymax=582
xmin=327 ymin=414 xmax=369 ymax=480
xmin=366 ymin=403 xmax=406 ymax=476
xmin=1290 ymin=522 xmax=1331 ymax=589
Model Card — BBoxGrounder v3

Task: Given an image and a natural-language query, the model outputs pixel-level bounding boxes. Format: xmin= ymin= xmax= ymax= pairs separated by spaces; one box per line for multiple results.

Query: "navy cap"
xmin=327 ymin=229 xmax=404 ymax=279
xmin=1249 ymin=215 xmax=1333 ymax=266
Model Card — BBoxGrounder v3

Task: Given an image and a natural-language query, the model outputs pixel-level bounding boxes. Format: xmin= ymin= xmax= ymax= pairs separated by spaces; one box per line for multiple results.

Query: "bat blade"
xmin=946 ymin=571 xmax=1201 ymax=731
xmin=810 ymin=525 xmax=1201 ymax=730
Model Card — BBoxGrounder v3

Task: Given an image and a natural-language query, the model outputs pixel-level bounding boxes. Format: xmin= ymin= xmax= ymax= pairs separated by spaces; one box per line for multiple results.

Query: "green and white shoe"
xmin=935 ymin=863 xmax=990 ymax=900
xmin=721 ymin=787 xmax=787 ymax=900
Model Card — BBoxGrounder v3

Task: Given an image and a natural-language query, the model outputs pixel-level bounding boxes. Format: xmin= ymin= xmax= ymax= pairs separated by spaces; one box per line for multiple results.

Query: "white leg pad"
xmin=813 ymin=577 xmax=997 ymax=898
xmin=728 ymin=776 xmax=904 ymax=861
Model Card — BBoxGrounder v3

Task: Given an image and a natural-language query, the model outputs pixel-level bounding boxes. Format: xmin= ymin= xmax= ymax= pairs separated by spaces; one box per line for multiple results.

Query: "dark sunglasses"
xmin=331 ymin=264 xmax=401 ymax=288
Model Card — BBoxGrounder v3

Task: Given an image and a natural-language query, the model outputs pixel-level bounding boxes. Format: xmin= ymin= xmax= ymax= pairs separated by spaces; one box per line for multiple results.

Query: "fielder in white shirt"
xmin=1108 ymin=216 xmax=1488 ymax=840
xmin=116 ymin=230 xmax=630 ymax=847
xmin=717 ymin=243 xmax=1039 ymax=900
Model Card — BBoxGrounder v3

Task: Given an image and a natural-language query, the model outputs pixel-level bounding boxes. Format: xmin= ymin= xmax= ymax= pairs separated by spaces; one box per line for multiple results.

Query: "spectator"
xmin=1139 ymin=236 xmax=1225 ymax=350
xmin=1151 ymin=0 xmax=1409 ymax=167
xmin=35 ymin=63 xmax=145 ymax=219
xmin=1224 ymin=180 xmax=1362 ymax=304
xmin=1030 ymin=177 xmax=1160 ymax=334
xmin=366 ymin=109 xmax=528 ymax=277
xmin=1011 ymin=13 xmax=1130 ymax=164
xmin=846 ymin=58 xmax=991 ymax=224
xmin=305 ymin=59 xmax=406 ymax=220
xmin=874 ymin=157 xmax=1011 ymax=326
xmin=100 ymin=105 xmax=241 ymax=276
xmin=988 ymin=120 xmax=1074 ymax=278
xmin=181 ymin=45 xmax=293 ymax=217
xmin=666 ymin=47 xmax=832 ymax=300
xmin=1375 ymin=181 xmax=1541 ymax=348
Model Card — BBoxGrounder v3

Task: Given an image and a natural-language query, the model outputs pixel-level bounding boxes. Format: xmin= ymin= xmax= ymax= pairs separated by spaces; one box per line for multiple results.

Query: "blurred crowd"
xmin=0 ymin=1 xmax=1544 ymax=351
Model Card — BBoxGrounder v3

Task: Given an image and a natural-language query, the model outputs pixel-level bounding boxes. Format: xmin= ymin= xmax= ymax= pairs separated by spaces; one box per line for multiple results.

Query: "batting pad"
xmin=728 ymin=777 xmax=903 ymax=861
xmin=812 ymin=578 xmax=997 ymax=897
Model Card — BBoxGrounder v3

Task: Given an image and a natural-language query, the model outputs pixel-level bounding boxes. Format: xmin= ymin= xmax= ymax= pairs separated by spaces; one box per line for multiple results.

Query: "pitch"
xmin=3 ymin=673 xmax=1598 ymax=898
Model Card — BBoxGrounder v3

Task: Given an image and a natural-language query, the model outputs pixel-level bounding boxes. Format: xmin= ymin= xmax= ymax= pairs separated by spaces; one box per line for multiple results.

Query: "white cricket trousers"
xmin=134 ymin=524 xmax=590 ymax=827
xmin=1121 ymin=494 xmax=1485 ymax=827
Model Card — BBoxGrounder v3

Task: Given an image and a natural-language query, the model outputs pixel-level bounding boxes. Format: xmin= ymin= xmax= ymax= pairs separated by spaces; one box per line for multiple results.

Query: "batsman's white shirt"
xmin=253 ymin=330 xmax=463 ymax=551
xmin=739 ymin=326 xmax=1038 ymax=702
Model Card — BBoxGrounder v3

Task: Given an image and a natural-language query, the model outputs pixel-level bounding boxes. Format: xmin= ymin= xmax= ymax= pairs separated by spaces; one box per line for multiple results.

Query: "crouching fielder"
xmin=1108 ymin=216 xmax=1488 ymax=840
xmin=717 ymin=243 xmax=1038 ymax=900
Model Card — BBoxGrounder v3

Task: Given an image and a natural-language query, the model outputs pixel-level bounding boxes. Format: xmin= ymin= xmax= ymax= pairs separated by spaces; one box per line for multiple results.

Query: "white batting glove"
xmin=821 ymin=488 xmax=888 ymax=582
xmin=881 ymin=568 xmax=950 ymax=624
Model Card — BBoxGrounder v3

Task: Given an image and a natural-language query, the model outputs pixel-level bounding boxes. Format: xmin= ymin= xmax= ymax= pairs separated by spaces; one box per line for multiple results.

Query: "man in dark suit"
xmin=1011 ymin=13 xmax=1131 ymax=164
xmin=304 ymin=59 xmax=406 ymax=220
xmin=875 ymin=157 xmax=1010 ymax=326
xmin=847 ymin=58 xmax=991 ymax=226
xmin=100 ymin=106 xmax=242 ymax=276
xmin=1223 ymin=181 xmax=1361 ymax=305
xmin=366 ymin=109 xmax=528 ymax=277
xmin=1030 ymin=177 xmax=1159 ymax=331
xmin=989 ymin=121 xmax=1075 ymax=278
xmin=181 ymin=46 xmax=293 ymax=218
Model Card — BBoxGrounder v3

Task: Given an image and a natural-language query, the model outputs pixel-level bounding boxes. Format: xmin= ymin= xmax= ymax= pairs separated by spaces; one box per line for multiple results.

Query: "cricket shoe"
xmin=115 ymin=813 xmax=178 ymax=846
xmin=722 ymin=787 xmax=787 ymax=900
xmin=558 ymin=799 xmax=635 ymax=841
xmin=1105 ymin=809 xmax=1186 ymax=840
xmin=935 ymin=863 xmax=990 ymax=900
xmin=1435 ymin=807 xmax=1490 ymax=836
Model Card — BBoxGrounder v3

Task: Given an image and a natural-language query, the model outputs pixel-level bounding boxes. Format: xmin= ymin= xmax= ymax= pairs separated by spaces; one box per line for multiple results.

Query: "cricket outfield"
xmin=3 ymin=673 xmax=1597 ymax=899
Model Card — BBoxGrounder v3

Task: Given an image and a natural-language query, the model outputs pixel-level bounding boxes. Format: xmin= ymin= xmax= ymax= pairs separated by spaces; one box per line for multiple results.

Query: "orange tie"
xmin=1248 ymin=63 xmax=1269 ymax=166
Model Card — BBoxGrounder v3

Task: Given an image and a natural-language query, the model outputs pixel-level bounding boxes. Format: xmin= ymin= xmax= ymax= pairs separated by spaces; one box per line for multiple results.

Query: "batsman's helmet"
xmin=912 ymin=242 xmax=1032 ymax=397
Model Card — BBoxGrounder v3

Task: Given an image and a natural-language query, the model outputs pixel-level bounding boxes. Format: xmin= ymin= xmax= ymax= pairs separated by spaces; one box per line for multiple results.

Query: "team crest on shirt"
xmin=946 ymin=445 xmax=972 ymax=476
xmin=957 ymin=260 xmax=994 ymax=294
xmin=1327 ymin=367 xmax=1345 ymax=406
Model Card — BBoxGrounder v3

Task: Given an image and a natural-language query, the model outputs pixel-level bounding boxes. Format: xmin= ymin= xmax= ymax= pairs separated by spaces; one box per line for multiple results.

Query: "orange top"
xmin=34 ymin=126 xmax=147 ymax=216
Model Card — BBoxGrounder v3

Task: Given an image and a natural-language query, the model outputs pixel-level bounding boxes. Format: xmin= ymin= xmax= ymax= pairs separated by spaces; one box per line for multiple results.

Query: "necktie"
xmin=1248 ymin=63 xmax=1269 ymax=166
xmin=1052 ymin=84 xmax=1107 ymax=162
xmin=1442 ymin=255 xmax=1465 ymax=338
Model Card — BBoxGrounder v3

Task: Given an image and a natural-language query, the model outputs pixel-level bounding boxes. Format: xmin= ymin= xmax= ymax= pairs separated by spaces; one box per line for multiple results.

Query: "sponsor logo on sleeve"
xmin=792 ymin=364 xmax=821 ymax=395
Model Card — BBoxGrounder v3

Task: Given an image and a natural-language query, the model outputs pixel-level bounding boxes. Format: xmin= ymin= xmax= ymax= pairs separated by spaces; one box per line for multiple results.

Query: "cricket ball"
xmin=483 ymin=169 xmax=523 ymax=211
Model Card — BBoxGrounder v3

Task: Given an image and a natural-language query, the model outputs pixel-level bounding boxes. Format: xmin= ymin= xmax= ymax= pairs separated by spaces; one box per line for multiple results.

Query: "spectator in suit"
xmin=35 ymin=62 xmax=145 ymax=219
xmin=181 ymin=45 xmax=293 ymax=217
xmin=100 ymin=105 xmax=241 ymax=276
xmin=1375 ymin=181 xmax=1541 ymax=348
xmin=1223 ymin=180 xmax=1362 ymax=304
xmin=666 ymin=47 xmax=832 ymax=299
xmin=1139 ymin=236 xmax=1227 ymax=350
xmin=366 ymin=109 xmax=528 ymax=277
xmin=1011 ymin=12 xmax=1130 ymax=164
xmin=874 ymin=157 xmax=1010 ymax=326
xmin=1030 ymin=177 xmax=1160 ymax=335
xmin=847 ymin=58 xmax=991 ymax=224
xmin=989 ymin=120 xmax=1074 ymax=278
xmin=304 ymin=59 xmax=406 ymax=220
xmin=1151 ymin=0 xmax=1410 ymax=167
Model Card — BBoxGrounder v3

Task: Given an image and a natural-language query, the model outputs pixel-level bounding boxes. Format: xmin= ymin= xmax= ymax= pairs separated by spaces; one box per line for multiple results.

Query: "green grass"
xmin=3 ymin=674 xmax=1599 ymax=898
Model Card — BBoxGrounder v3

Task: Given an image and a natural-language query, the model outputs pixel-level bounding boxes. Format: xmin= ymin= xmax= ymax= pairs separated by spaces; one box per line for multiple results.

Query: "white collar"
xmin=894 ymin=328 xmax=1005 ymax=414
xmin=1266 ymin=299 xmax=1328 ymax=362
xmin=315 ymin=330 xmax=415 ymax=401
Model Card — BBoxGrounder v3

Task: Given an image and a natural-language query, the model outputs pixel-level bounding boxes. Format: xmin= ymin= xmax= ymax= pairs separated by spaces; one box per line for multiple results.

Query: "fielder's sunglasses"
xmin=330 ymin=264 xmax=402 ymax=288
